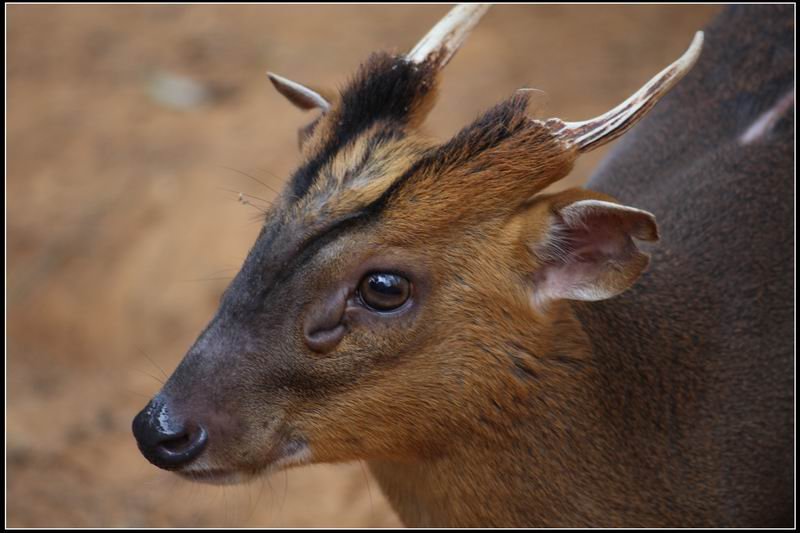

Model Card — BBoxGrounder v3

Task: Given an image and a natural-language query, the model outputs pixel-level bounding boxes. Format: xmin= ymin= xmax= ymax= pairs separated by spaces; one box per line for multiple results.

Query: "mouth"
xmin=175 ymin=439 xmax=313 ymax=486
xmin=177 ymin=468 xmax=245 ymax=486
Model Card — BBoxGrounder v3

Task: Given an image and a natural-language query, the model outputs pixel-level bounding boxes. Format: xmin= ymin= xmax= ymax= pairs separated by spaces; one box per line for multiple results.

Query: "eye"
xmin=357 ymin=272 xmax=411 ymax=312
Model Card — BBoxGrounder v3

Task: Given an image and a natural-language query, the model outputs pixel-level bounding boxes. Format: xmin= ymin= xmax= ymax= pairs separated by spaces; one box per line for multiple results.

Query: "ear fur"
xmin=517 ymin=188 xmax=659 ymax=309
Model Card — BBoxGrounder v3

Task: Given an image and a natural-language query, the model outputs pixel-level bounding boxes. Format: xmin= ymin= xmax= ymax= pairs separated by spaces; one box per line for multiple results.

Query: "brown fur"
xmin=133 ymin=5 xmax=793 ymax=527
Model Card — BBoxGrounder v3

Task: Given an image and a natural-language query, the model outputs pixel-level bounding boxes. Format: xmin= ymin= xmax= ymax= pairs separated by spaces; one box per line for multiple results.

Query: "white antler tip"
xmin=554 ymin=30 xmax=706 ymax=152
xmin=266 ymin=71 xmax=331 ymax=111
xmin=679 ymin=31 xmax=704 ymax=72
xmin=407 ymin=3 xmax=491 ymax=67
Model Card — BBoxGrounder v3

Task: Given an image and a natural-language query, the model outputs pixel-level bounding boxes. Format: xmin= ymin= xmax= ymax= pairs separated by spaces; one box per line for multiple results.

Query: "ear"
xmin=519 ymin=188 xmax=659 ymax=308
xmin=267 ymin=72 xmax=332 ymax=112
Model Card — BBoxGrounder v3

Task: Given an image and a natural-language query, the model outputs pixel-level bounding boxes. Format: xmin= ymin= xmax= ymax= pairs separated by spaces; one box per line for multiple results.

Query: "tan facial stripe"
xmin=298 ymin=126 xmax=432 ymax=222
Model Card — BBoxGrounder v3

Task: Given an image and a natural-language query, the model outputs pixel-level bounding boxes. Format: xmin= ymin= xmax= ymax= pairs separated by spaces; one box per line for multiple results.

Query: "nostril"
xmin=157 ymin=425 xmax=208 ymax=460
xmin=150 ymin=425 xmax=208 ymax=469
xmin=159 ymin=432 xmax=192 ymax=454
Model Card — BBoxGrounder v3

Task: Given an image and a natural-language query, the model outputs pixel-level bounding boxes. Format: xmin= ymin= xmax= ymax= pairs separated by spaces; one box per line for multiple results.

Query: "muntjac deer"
xmin=133 ymin=4 xmax=794 ymax=527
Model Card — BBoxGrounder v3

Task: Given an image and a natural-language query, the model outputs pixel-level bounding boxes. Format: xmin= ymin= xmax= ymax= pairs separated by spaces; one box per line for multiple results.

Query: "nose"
xmin=132 ymin=399 xmax=208 ymax=470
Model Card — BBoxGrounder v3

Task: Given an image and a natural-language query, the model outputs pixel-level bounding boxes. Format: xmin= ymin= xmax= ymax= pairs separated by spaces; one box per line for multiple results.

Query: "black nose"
xmin=132 ymin=399 xmax=208 ymax=470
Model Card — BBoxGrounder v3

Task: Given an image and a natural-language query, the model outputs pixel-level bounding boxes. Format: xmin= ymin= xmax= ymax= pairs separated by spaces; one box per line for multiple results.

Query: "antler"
xmin=267 ymin=72 xmax=331 ymax=112
xmin=548 ymin=31 xmax=704 ymax=152
xmin=407 ymin=4 xmax=491 ymax=69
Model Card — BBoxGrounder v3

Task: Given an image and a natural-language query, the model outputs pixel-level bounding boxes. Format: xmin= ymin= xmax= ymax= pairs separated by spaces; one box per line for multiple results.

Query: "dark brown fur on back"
xmin=580 ymin=5 xmax=794 ymax=526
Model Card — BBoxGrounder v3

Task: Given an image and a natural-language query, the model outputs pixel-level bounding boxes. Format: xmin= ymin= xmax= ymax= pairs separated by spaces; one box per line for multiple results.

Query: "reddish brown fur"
xmin=133 ymin=5 xmax=793 ymax=527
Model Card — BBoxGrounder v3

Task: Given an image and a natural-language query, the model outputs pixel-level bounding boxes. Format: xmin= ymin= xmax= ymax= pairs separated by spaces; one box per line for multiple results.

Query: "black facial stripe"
xmin=271 ymin=211 xmax=372 ymax=290
xmin=237 ymin=90 xmax=534 ymax=314
xmin=243 ymin=148 xmax=423 ymax=309
xmin=350 ymin=93 xmax=534 ymax=220
xmin=288 ymin=53 xmax=437 ymax=201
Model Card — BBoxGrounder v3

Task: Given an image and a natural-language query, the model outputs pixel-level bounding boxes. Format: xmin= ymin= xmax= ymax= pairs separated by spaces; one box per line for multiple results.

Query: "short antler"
xmin=547 ymin=31 xmax=704 ymax=152
xmin=267 ymin=72 xmax=331 ymax=112
xmin=407 ymin=4 xmax=491 ymax=69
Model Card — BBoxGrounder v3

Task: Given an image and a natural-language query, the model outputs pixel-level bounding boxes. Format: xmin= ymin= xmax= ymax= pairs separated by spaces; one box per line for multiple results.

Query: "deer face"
xmin=132 ymin=5 xmax=702 ymax=484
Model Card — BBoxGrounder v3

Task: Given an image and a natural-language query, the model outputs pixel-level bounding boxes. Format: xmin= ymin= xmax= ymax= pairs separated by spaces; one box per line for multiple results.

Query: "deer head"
xmin=133 ymin=4 xmax=703 ymax=486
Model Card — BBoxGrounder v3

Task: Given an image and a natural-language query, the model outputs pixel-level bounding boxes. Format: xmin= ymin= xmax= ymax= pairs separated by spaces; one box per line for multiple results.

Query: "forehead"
xmin=243 ymin=55 xmax=572 ymax=294
xmin=288 ymin=52 xmax=439 ymax=201
xmin=288 ymin=122 xmax=434 ymax=233
xmin=238 ymin=125 xmax=432 ymax=301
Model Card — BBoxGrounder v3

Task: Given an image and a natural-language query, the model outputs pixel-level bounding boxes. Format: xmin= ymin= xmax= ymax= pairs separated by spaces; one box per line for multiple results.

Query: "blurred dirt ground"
xmin=7 ymin=4 xmax=719 ymax=527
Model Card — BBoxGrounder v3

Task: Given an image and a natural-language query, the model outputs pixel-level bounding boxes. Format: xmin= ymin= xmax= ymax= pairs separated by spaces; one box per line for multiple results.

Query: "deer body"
xmin=133 ymin=5 xmax=793 ymax=527
xmin=575 ymin=6 xmax=794 ymax=526
xmin=375 ymin=6 xmax=794 ymax=527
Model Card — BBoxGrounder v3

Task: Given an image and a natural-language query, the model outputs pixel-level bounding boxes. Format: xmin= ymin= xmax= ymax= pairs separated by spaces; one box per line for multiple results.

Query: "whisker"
xmin=236 ymin=194 xmax=269 ymax=214
xmin=180 ymin=267 xmax=239 ymax=283
xmin=254 ymin=167 xmax=284 ymax=185
xmin=130 ymin=366 xmax=165 ymax=386
xmin=222 ymin=484 xmax=230 ymax=525
xmin=255 ymin=167 xmax=300 ymax=202
xmin=359 ymin=460 xmax=376 ymax=524
xmin=135 ymin=345 xmax=168 ymax=380
xmin=281 ymin=470 xmax=289 ymax=512
xmin=247 ymin=475 xmax=267 ymax=525
xmin=248 ymin=211 xmax=268 ymax=225
xmin=220 ymin=166 xmax=281 ymax=196
xmin=216 ymin=187 xmax=274 ymax=207
xmin=207 ymin=267 xmax=239 ymax=274
xmin=264 ymin=472 xmax=276 ymax=520
xmin=123 ymin=387 xmax=153 ymax=399
xmin=242 ymin=478 xmax=255 ymax=525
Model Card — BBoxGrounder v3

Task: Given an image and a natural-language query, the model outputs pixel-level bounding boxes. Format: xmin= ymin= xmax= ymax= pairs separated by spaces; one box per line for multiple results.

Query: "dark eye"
xmin=357 ymin=273 xmax=411 ymax=312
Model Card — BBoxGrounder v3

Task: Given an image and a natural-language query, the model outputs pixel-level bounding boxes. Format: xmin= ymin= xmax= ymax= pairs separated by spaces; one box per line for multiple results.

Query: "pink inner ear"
xmin=531 ymin=201 xmax=655 ymax=305
xmin=569 ymin=218 xmax=630 ymax=261
xmin=542 ymin=210 xmax=633 ymax=265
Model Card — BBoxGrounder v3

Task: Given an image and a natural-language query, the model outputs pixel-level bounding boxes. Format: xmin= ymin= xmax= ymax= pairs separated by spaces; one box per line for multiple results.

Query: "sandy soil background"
xmin=7 ymin=4 xmax=720 ymax=527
